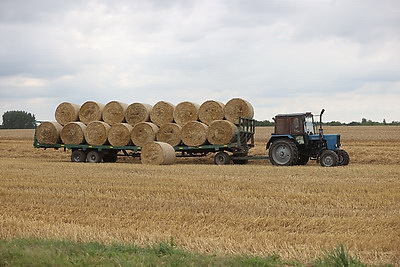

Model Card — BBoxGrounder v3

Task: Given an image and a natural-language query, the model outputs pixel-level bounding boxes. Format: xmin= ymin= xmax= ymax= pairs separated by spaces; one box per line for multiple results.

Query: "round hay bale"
xmin=36 ymin=121 xmax=62 ymax=144
xmin=125 ymin=103 xmax=153 ymax=126
xmin=150 ymin=101 xmax=175 ymax=127
xmin=207 ymin=120 xmax=238 ymax=145
xmin=108 ymin=123 xmax=133 ymax=146
xmin=85 ymin=121 xmax=110 ymax=146
xmin=131 ymin=122 xmax=159 ymax=147
xmin=173 ymin=101 xmax=200 ymax=126
xmin=79 ymin=101 xmax=105 ymax=125
xmin=102 ymin=101 xmax=128 ymax=125
xmin=224 ymin=98 xmax=254 ymax=124
xmin=141 ymin=141 xmax=176 ymax=165
xmin=181 ymin=121 xmax=208 ymax=146
xmin=60 ymin=122 xmax=86 ymax=145
xmin=198 ymin=100 xmax=225 ymax=125
xmin=54 ymin=102 xmax=80 ymax=125
xmin=156 ymin=123 xmax=182 ymax=147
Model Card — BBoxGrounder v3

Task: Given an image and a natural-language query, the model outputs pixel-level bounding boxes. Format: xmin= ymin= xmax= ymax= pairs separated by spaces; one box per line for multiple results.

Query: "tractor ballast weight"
xmin=266 ymin=110 xmax=349 ymax=167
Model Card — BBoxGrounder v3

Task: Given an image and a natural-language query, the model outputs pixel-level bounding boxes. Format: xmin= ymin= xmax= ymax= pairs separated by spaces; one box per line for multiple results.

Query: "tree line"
xmin=0 ymin=110 xmax=399 ymax=129
xmin=255 ymin=118 xmax=400 ymax=126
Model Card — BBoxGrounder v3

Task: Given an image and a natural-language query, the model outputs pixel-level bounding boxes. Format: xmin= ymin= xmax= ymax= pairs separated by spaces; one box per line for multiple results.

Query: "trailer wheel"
xmin=214 ymin=152 xmax=231 ymax=165
xmin=268 ymin=139 xmax=298 ymax=166
xmin=86 ymin=150 xmax=102 ymax=163
xmin=336 ymin=149 xmax=350 ymax=166
xmin=320 ymin=150 xmax=339 ymax=167
xmin=71 ymin=150 xmax=86 ymax=163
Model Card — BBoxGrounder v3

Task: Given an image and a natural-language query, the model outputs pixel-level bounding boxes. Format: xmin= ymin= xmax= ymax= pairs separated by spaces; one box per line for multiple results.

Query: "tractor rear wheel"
xmin=320 ymin=150 xmax=339 ymax=167
xmin=336 ymin=149 xmax=350 ymax=166
xmin=269 ymin=139 xmax=299 ymax=166
xmin=71 ymin=150 xmax=86 ymax=163
xmin=86 ymin=150 xmax=102 ymax=163
xmin=214 ymin=152 xmax=231 ymax=165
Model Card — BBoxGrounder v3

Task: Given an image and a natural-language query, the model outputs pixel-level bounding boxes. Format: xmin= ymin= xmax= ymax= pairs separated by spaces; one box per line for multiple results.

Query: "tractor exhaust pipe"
xmin=319 ymin=109 xmax=325 ymax=137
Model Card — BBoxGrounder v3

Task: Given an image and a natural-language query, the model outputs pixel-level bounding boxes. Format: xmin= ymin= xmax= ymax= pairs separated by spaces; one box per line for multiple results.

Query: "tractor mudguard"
xmin=266 ymin=135 xmax=295 ymax=149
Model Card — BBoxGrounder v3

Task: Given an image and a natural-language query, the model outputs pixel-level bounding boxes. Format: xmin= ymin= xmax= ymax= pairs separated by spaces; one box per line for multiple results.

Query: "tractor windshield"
xmin=305 ymin=114 xmax=315 ymax=135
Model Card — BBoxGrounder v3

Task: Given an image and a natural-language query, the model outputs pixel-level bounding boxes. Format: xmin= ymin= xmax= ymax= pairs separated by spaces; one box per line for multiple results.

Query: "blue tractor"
xmin=266 ymin=109 xmax=349 ymax=167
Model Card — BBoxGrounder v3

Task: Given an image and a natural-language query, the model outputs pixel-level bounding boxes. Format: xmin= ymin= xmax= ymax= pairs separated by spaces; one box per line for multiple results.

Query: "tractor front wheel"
xmin=336 ymin=149 xmax=350 ymax=166
xmin=269 ymin=139 xmax=299 ymax=166
xmin=320 ymin=150 xmax=339 ymax=167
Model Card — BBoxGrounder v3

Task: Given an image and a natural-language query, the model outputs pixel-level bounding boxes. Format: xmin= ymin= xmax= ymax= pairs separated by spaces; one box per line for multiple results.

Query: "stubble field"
xmin=0 ymin=126 xmax=399 ymax=265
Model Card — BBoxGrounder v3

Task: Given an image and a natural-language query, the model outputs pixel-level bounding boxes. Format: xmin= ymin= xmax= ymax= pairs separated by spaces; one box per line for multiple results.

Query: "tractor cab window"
xmin=291 ymin=117 xmax=302 ymax=135
xmin=305 ymin=115 xmax=314 ymax=135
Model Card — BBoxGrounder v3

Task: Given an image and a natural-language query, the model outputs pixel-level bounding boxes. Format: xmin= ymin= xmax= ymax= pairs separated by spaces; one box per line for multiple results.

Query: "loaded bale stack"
xmin=36 ymin=97 xmax=254 ymax=164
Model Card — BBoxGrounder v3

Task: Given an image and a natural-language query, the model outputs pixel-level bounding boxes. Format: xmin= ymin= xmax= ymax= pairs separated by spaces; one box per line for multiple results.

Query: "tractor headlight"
xmin=295 ymin=136 xmax=304 ymax=144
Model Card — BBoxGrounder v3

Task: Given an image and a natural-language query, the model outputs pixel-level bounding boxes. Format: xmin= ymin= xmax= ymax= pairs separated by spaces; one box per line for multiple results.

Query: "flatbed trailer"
xmin=33 ymin=118 xmax=264 ymax=165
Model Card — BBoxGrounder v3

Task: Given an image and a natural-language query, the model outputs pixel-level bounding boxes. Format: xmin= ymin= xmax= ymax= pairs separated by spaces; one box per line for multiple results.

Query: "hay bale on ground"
xmin=85 ymin=121 xmax=110 ymax=146
xmin=173 ymin=101 xmax=200 ymax=126
xmin=36 ymin=121 xmax=62 ymax=144
xmin=131 ymin=122 xmax=159 ymax=147
xmin=156 ymin=123 xmax=182 ymax=147
xmin=125 ymin=103 xmax=152 ymax=126
xmin=60 ymin=122 xmax=86 ymax=145
xmin=181 ymin=121 xmax=208 ymax=146
xmin=79 ymin=101 xmax=105 ymax=125
xmin=54 ymin=102 xmax=80 ymax=125
xmin=198 ymin=100 xmax=225 ymax=125
xmin=150 ymin=101 xmax=175 ymax=127
xmin=108 ymin=123 xmax=133 ymax=146
xmin=102 ymin=101 xmax=128 ymax=125
xmin=224 ymin=98 xmax=254 ymax=124
xmin=141 ymin=141 xmax=176 ymax=165
xmin=207 ymin=120 xmax=238 ymax=145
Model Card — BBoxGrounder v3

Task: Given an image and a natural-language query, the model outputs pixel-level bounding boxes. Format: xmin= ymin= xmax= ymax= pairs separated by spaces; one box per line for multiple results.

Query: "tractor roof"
xmin=275 ymin=112 xmax=312 ymax=118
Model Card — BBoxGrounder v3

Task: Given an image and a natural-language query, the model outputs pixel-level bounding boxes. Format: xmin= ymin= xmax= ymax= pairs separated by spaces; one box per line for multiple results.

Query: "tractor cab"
xmin=266 ymin=109 xmax=349 ymax=167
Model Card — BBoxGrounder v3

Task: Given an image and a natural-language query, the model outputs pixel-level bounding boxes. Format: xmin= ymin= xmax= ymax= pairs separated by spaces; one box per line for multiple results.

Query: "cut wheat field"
xmin=0 ymin=127 xmax=399 ymax=265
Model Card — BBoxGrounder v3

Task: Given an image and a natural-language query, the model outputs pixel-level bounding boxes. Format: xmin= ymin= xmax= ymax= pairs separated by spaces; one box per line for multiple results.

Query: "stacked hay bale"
xmin=36 ymin=98 xmax=254 ymax=164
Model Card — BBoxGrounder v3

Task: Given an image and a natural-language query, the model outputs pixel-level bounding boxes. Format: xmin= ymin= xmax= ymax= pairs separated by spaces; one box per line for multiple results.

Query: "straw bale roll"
xmin=55 ymin=102 xmax=80 ymax=125
xmin=173 ymin=101 xmax=200 ymax=126
xmin=224 ymin=98 xmax=254 ymax=124
xmin=141 ymin=141 xmax=176 ymax=165
xmin=125 ymin=103 xmax=153 ymax=126
xmin=36 ymin=121 xmax=62 ymax=144
xmin=131 ymin=122 xmax=159 ymax=147
xmin=207 ymin=120 xmax=238 ymax=145
xmin=156 ymin=123 xmax=182 ymax=147
xmin=102 ymin=101 xmax=128 ymax=125
xmin=150 ymin=101 xmax=175 ymax=127
xmin=79 ymin=101 xmax=105 ymax=125
xmin=85 ymin=121 xmax=110 ymax=146
xmin=60 ymin=122 xmax=86 ymax=145
xmin=108 ymin=123 xmax=133 ymax=146
xmin=198 ymin=100 xmax=225 ymax=125
xmin=181 ymin=121 xmax=208 ymax=146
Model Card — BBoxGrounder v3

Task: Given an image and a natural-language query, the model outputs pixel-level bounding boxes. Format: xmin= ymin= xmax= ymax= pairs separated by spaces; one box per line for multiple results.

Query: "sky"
xmin=0 ymin=0 xmax=399 ymax=124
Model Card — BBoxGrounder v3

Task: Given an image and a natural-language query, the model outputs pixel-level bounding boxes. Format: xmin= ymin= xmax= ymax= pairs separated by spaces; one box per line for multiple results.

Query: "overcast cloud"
xmin=0 ymin=0 xmax=399 ymax=123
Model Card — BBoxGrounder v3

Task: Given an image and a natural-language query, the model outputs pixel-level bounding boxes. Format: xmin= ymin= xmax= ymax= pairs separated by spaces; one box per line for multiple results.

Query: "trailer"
xmin=33 ymin=117 xmax=259 ymax=165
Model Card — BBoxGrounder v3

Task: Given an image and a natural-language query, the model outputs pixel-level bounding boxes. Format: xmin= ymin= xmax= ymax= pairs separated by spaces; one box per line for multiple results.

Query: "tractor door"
xmin=274 ymin=115 xmax=304 ymax=135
